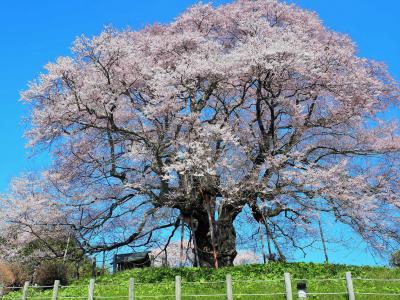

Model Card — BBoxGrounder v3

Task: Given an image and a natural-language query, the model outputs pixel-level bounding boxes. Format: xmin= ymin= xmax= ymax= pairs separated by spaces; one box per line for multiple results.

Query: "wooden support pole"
xmin=204 ymin=194 xmax=218 ymax=269
xmin=91 ymin=259 xmax=96 ymax=278
xmin=129 ymin=278 xmax=135 ymax=300
xmin=180 ymin=215 xmax=185 ymax=267
xmin=102 ymin=251 xmax=106 ymax=275
xmin=284 ymin=273 xmax=292 ymax=300
xmin=63 ymin=235 xmax=71 ymax=262
xmin=263 ymin=216 xmax=273 ymax=260
xmin=88 ymin=278 xmax=95 ymax=300
xmin=190 ymin=217 xmax=200 ymax=267
xmin=52 ymin=280 xmax=60 ymax=300
xmin=175 ymin=276 xmax=181 ymax=300
xmin=226 ymin=274 xmax=233 ymax=300
xmin=345 ymin=272 xmax=355 ymax=300
xmin=318 ymin=213 xmax=329 ymax=263
xmin=259 ymin=221 xmax=267 ymax=264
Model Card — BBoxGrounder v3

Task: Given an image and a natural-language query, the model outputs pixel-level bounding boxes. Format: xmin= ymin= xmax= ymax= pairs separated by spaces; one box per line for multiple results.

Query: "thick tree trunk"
xmin=187 ymin=197 xmax=240 ymax=267
xmin=189 ymin=201 xmax=238 ymax=268
xmin=216 ymin=218 xmax=237 ymax=267
xmin=185 ymin=199 xmax=237 ymax=268
xmin=179 ymin=187 xmax=242 ymax=268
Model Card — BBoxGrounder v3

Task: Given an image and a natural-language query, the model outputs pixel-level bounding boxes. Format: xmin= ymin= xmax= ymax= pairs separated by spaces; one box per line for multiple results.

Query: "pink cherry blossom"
xmin=2 ymin=0 xmax=399 ymax=266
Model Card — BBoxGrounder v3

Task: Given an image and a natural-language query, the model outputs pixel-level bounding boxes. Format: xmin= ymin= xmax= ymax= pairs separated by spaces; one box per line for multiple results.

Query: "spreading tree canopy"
xmin=2 ymin=0 xmax=400 ymax=267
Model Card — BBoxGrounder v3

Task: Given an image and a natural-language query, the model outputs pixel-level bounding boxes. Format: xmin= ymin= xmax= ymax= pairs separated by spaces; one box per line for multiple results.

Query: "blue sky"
xmin=0 ymin=0 xmax=399 ymax=266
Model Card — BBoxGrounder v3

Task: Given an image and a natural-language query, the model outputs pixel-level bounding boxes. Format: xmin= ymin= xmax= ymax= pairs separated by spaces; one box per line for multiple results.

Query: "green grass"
xmin=2 ymin=262 xmax=400 ymax=299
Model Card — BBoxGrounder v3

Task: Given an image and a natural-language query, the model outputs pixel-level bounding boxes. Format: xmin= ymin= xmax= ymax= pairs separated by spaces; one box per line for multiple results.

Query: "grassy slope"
xmin=3 ymin=262 xmax=400 ymax=299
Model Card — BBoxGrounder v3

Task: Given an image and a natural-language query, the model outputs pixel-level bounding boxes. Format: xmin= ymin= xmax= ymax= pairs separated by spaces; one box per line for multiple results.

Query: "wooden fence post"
xmin=129 ymin=278 xmax=135 ymax=300
xmin=226 ymin=274 xmax=233 ymax=300
xmin=284 ymin=273 xmax=293 ymax=300
xmin=88 ymin=278 xmax=95 ymax=300
xmin=52 ymin=280 xmax=60 ymax=300
xmin=345 ymin=272 xmax=355 ymax=300
xmin=21 ymin=281 xmax=29 ymax=300
xmin=0 ymin=285 xmax=4 ymax=299
xmin=175 ymin=276 xmax=181 ymax=300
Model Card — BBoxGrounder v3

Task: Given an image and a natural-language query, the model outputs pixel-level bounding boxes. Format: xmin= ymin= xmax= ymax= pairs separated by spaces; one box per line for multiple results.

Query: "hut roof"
xmin=112 ymin=252 xmax=151 ymax=264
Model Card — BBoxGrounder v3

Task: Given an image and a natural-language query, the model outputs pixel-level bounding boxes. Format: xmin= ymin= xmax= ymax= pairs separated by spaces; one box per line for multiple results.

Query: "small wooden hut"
xmin=112 ymin=252 xmax=152 ymax=273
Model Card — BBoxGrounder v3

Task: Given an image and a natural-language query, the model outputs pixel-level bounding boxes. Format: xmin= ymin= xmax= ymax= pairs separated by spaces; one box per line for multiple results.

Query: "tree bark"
xmin=188 ymin=201 xmax=238 ymax=267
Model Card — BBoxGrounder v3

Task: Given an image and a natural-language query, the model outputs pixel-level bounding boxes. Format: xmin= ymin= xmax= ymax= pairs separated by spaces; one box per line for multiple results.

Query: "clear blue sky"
xmin=0 ymin=0 xmax=399 ymax=266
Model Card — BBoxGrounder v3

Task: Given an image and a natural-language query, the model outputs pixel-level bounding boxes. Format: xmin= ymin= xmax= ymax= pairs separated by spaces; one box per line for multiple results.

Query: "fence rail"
xmin=1 ymin=271 xmax=400 ymax=299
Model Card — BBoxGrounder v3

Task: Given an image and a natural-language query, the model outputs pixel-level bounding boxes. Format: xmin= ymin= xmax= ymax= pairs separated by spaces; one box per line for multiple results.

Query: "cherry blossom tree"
xmin=14 ymin=0 xmax=400 ymax=267
xmin=234 ymin=250 xmax=260 ymax=266
xmin=151 ymin=240 xmax=194 ymax=267
xmin=0 ymin=175 xmax=71 ymax=262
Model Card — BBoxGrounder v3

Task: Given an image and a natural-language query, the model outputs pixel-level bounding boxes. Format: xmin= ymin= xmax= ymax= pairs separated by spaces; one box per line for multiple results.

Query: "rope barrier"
xmin=353 ymin=278 xmax=400 ymax=281
xmin=233 ymin=279 xmax=283 ymax=283
xmin=179 ymin=294 xmax=226 ymax=297
xmin=233 ymin=293 xmax=286 ymax=296
xmin=355 ymin=292 xmax=400 ymax=296
xmin=131 ymin=295 xmax=175 ymax=298
xmin=293 ymin=278 xmax=345 ymax=281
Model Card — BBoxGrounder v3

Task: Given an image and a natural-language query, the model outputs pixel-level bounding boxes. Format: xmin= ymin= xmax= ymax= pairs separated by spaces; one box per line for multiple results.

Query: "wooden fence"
xmin=1 ymin=271 xmax=400 ymax=299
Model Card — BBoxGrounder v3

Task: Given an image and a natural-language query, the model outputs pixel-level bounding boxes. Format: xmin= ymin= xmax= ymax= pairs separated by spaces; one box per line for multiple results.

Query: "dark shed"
xmin=112 ymin=252 xmax=152 ymax=273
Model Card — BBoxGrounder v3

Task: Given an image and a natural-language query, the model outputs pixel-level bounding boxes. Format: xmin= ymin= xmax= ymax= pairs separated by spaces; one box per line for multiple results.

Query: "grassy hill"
xmin=3 ymin=262 xmax=400 ymax=299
